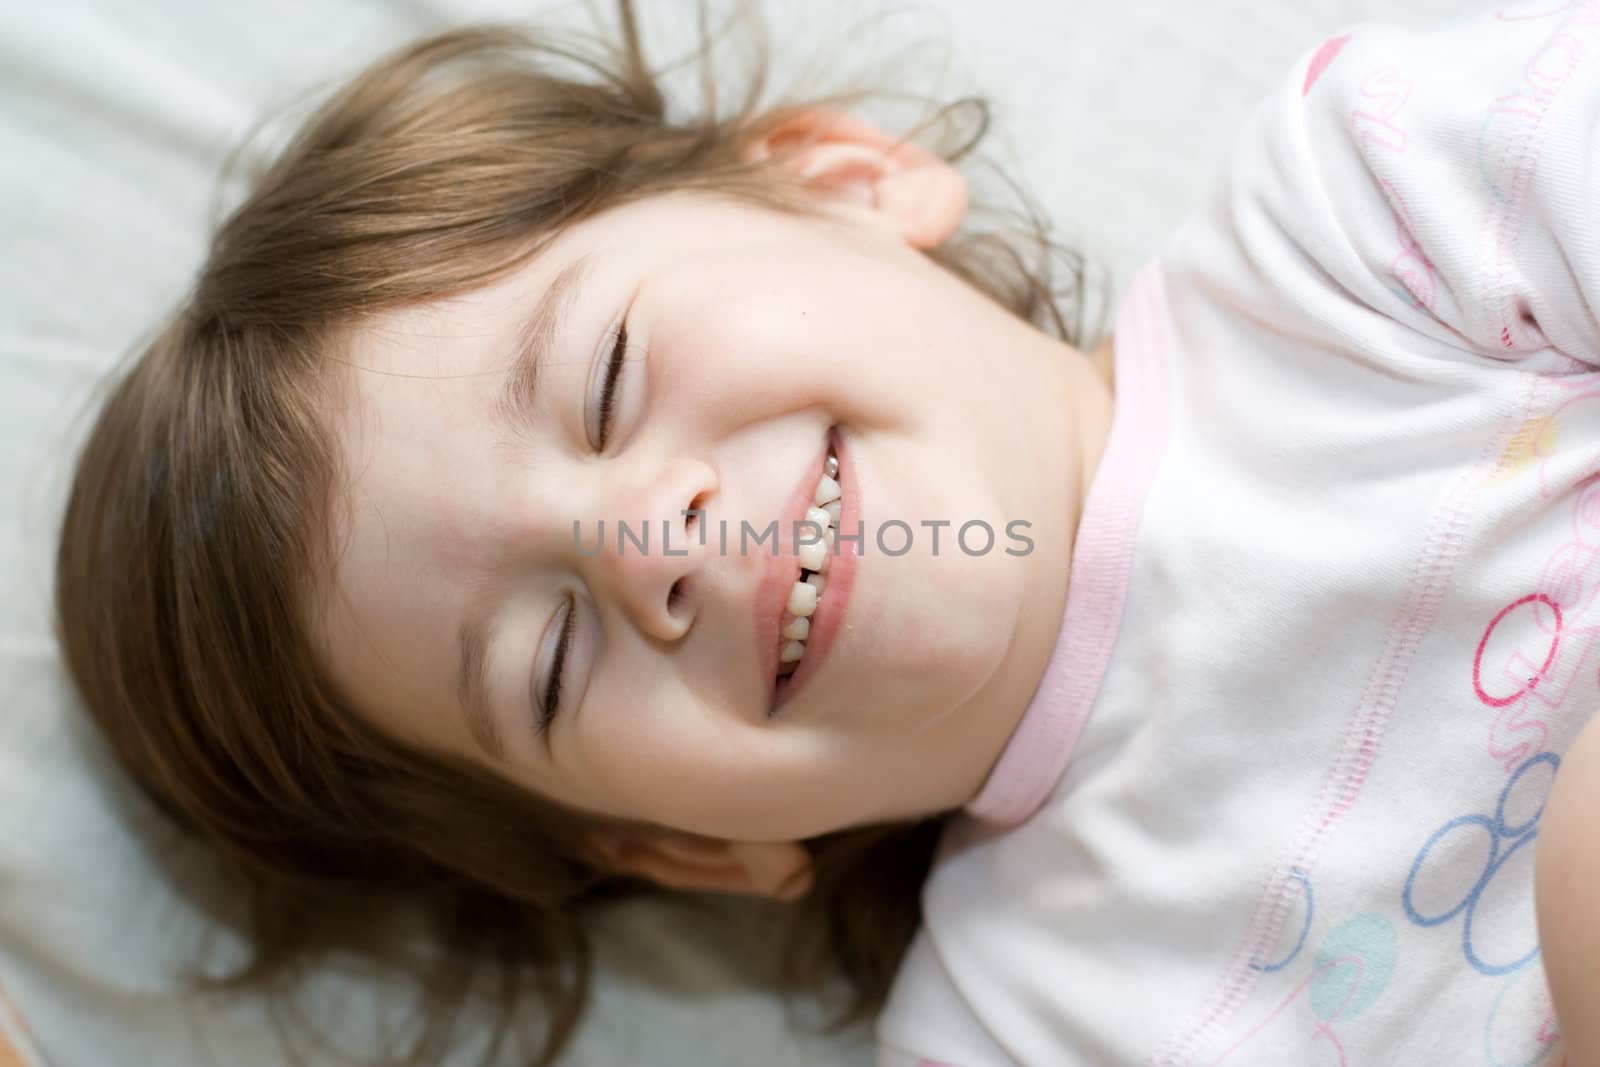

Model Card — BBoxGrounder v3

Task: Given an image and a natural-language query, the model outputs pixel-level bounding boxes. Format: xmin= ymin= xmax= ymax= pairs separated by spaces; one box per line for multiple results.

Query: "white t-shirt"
xmin=878 ymin=2 xmax=1600 ymax=1064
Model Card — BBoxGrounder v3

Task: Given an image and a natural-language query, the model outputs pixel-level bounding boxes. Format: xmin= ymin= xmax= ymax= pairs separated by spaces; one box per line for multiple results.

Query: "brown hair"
xmin=54 ymin=2 xmax=1102 ymax=1064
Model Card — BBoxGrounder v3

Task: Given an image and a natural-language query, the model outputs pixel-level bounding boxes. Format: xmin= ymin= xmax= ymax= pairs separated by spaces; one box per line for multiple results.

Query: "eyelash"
xmin=544 ymin=319 xmax=627 ymax=734
xmin=593 ymin=320 xmax=629 ymax=451
xmin=540 ymin=595 xmax=577 ymax=735
xmin=537 ymin=321 xmax=630 ymax=729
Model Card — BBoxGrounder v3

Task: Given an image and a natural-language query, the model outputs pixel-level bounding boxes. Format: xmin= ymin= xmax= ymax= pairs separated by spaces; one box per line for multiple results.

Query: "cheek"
xmin=571 ymin=684 xmax=834 ymax=831
xmin=653 ymin=254 xmax=909 ymax=399
xmin=873 ymin=549 xmax=1022 ymax=684
xmin=657 ymin=284 xmax=813 ymax=397
xmin=566 ymin=684 xmax=717 ymax=800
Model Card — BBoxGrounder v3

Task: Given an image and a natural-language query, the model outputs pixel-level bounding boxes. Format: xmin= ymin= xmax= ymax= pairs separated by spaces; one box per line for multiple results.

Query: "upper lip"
xmin=753 ymin=432 xmax=832 ymax=706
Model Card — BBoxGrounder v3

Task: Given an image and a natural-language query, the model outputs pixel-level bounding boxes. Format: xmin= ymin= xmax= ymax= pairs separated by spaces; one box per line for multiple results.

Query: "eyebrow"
xmin=456 ymin=253 xmax=593 ymax=763
xmin=457 ymin=615 xmax=504 ymax=761
xmin=492 ymin=252 xmax=595 ymax=442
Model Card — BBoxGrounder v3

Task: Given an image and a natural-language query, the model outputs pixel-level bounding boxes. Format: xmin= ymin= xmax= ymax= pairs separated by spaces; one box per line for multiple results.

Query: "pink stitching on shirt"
xmin=1351 ymin=67 xmax=1444 ymax=314
xmin=1481 ymin=3 xmax=1600 ymax=354
xmin=1210 ymin=954 xmax=1365 ymax=1065
xmin=1151 ymin=355 xmax=1538 ymax=1067
xmin=1474 ymin=379 xmax=1600 ymax=776
xmin=1379 ymin=178 xmax=1437 ymax=312
xmin=1353 ymin=67 xmax=1412 ymax=155
xmin=1149 ymin=12 xmax=1600 ymax=1062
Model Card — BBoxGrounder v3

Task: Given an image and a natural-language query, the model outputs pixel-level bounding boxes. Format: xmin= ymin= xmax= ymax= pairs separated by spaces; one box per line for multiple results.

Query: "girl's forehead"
xmin=311 ymin=331 xmax=508 ymax=749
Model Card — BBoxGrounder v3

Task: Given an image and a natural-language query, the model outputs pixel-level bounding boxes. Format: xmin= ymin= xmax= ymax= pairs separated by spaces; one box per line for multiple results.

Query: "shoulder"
xmin=1536 ymin=709 xmax=1600 ymax=1064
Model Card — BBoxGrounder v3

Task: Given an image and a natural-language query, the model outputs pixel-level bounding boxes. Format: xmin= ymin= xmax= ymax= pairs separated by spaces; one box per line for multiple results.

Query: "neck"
xmin=953 ymin=329 xmax=1118 ymax=810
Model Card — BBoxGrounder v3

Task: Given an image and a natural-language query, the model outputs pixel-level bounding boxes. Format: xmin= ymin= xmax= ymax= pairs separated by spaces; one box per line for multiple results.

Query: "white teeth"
xmin=773 ymin=448 xmax=843 ymax=686
xmin=787 ymin=580 xmax=818 ymax=617
xmin=797 ymin=537 xmax=827 ymax=571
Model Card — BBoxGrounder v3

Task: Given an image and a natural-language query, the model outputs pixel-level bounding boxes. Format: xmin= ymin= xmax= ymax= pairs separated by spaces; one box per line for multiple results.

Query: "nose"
xmin=577 ymin=456 xmax=717 ymax=642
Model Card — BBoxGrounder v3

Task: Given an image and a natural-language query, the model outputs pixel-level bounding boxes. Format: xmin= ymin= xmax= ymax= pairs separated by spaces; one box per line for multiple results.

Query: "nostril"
xmin=685 ymin=491 xmax=710 ymax=529
xmin=667 ymin=578 xmax=685 ymax=614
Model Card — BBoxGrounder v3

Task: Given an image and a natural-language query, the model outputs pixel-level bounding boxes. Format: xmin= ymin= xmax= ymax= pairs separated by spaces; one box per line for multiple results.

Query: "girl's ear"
xmin=584 ymin=828 xmax=814 ymax=901
xmin=742 ymin=107 xmax=968 ymax=249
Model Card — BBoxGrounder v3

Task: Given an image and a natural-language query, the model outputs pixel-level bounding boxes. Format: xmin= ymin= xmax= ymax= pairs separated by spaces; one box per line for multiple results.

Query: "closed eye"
xmin=588 ymin=320 xmax=629 ymax=451
xmin=536 ymin=595 xmax=576 ymax=736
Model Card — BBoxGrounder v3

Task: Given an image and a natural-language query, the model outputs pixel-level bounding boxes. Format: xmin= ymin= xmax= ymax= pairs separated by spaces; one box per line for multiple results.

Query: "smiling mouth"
xmin=774 ymin=446 xmax=841 ymax=696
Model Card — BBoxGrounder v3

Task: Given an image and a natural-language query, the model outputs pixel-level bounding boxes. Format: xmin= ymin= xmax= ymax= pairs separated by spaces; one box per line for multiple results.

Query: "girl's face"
xmin=317 ymin=187 xmax=1113 ymax=845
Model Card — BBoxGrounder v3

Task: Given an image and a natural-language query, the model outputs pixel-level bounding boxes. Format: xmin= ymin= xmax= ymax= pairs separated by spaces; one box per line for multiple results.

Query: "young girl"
xmin=50 ymin=0 xmax=1600 ymax=1065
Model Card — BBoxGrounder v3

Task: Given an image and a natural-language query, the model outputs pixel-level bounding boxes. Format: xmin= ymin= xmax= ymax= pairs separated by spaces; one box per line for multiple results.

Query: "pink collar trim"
xmin=964 ymin=261 xmax=1177 ymax=827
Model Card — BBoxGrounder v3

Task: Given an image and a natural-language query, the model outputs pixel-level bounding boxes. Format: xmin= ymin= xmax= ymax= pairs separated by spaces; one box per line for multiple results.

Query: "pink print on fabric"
xmin=1303 ymin=33 xmax=1352 ymax=96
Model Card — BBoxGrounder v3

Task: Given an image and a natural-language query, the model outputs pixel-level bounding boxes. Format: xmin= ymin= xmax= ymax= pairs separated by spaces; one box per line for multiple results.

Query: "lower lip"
xmin=773 ymin=426 xmax=857 ymax=713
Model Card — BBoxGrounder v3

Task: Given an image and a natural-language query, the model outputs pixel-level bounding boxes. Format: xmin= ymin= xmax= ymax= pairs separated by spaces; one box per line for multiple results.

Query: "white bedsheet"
xmin=0 ymin=1 xmax=1461 ymax=1063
